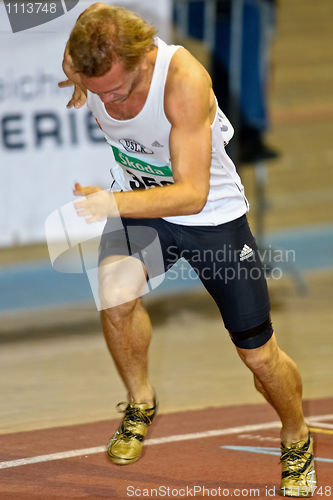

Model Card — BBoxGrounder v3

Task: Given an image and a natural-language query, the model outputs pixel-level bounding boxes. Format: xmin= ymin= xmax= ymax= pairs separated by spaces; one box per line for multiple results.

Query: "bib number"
xmin=127 ymin=170 xmax=173 ymax=190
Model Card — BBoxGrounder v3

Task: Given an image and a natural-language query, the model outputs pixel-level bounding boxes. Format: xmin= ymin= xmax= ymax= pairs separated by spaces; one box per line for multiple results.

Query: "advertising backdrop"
xmin=0 ymin=0 xmax=171 ymax=246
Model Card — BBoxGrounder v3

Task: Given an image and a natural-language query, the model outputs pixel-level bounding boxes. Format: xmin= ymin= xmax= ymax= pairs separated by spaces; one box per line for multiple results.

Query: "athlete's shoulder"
xmin=167 ymin=47 xmax=212 ymax=95
xmin=165 ymin=47 xmax=212 ymax=124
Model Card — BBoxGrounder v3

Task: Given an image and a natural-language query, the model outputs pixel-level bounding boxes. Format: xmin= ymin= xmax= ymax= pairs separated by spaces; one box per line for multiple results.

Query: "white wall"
xmin=0 ymin=0 xmax=171 ymax=246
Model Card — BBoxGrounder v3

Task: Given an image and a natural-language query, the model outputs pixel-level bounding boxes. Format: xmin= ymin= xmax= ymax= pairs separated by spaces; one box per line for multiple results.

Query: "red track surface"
xmin=0 ymin=398 xmax=332 ymax=499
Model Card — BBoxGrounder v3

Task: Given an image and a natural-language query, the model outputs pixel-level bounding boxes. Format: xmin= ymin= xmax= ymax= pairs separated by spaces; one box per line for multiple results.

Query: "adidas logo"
xmin=240 ymin=244 xmax=254 ymax=261
xmin=151 ymin=140 xmax=163 ymax=148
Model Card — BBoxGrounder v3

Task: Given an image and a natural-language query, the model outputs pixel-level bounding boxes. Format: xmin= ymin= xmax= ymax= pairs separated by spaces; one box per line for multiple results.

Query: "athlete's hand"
xmin=73 ymin=182 xmax=102 ymax=196
xmin=59 ymin=39 xmax=87 ymax=109
xmin=74 ymin=184 xmax=118 ymax=223
xmin=58 ymin=80 xmax=87 ymax=109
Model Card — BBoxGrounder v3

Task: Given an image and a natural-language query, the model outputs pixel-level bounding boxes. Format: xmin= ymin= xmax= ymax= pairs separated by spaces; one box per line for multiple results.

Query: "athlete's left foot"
xmin=107 ymin=398 xmax=157 ymax=465
xmin=280 ymin=433 xmax=316 ymax=497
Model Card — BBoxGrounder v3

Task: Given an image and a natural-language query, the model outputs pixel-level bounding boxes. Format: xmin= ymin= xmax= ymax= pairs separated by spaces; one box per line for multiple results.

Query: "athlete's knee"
xmin=99 ymin=281 xmax=142 ymax=310
xmin=238 ymin=341 xmax=279 ymax=375
xmin=231 ymin=319 xmax=276 ymax=372
xmin=229 ymin=317 xmax=273 ymax=350
xmin=98 ymin=255 xmax=147 ymax=309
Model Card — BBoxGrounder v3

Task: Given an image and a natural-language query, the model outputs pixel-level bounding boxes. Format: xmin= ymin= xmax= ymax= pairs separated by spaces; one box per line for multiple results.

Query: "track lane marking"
xmin=308 ymin=414 xmax=333 ymax=422
xmin=1 ymin=413 xmax=332 ymax=470
xmin=221 ymin=445 xmax=333 ymax=463
xmin=309 ymin=427 xmax=333 ymax=435
xmin=0 ymin=421 xmax=281 ymax=469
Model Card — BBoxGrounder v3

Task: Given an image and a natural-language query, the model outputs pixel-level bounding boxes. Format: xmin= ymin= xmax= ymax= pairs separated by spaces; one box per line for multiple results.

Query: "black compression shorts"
xmin=99 ymin=214 xmax=273 ymax=349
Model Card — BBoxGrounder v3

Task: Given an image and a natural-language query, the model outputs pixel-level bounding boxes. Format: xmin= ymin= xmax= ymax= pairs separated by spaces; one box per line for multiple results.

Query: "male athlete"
xmin=59 ymin=3 xmax=316 ymax=496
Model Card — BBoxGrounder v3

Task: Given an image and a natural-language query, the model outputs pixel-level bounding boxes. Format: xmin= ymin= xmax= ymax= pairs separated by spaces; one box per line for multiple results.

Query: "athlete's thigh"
xmin=181 ymin=215 xmax=271 ymax=333
xmin=99 ymin=216 xmax=180 ymax=280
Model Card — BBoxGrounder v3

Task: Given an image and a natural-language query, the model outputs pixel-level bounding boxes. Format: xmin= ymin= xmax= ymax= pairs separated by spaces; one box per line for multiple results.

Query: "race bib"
xmin=111 ymin=146 xmax=174 ymax=190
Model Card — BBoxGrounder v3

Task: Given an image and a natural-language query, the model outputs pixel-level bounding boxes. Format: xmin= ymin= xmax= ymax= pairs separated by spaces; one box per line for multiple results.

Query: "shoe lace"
xmin=116 ymin=402 xmax=153 ymax=440
xmin=280 ymin=445 xmax=311 ymax=479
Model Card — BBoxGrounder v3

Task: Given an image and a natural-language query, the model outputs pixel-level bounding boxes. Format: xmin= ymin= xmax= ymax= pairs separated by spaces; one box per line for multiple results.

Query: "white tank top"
xmin=87 ymin=37 xmax=249 ymax=226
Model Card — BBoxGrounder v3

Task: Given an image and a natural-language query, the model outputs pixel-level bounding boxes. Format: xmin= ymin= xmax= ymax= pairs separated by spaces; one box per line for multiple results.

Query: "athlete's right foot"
xmin=107 ymin=398 xmax=157 ymax=465
xmin=280 ymin=433 xmax=317 ymax=497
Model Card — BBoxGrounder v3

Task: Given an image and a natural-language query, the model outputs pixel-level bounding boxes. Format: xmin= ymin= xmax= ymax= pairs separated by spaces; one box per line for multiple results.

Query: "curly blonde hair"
xmin=69 ymin=5 xmax=156 ymax=77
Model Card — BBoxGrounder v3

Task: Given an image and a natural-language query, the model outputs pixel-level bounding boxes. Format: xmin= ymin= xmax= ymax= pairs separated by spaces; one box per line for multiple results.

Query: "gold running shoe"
xmin=280 ymin=434 xmax=317 ymax=497
xmin=107 ymin=398 xmax=157 ymax=465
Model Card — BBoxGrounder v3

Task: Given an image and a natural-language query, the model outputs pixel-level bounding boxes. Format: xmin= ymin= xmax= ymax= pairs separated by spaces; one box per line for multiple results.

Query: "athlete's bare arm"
xmin=75 ymin=49 xmax=216 ymax=222
xmin=164 ymin=47 xmax=215 ymax=211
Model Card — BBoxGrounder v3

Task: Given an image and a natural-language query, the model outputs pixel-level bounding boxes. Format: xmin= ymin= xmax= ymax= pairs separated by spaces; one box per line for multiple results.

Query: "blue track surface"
xmin=0 ymin=225 xmax=332 ymax=314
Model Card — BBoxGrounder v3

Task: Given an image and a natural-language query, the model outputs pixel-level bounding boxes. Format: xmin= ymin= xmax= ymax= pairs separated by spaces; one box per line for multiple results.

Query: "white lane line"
xmin=308 ymin=414 xmax=333 ymax=421
xmin=308 ymin=414 xmax=333 ymax=425
xmin=309 ymin=422 xmax=333 ymax=430
xmin=0 ymin=446 xmax=105 ymax=470
xmin=0 ymin=413 xmax=332 ymax=470
xmin=145 ymin=421 xmax=280 ymax=445
xmin=0 ymin=421 xmax=280 ymax=470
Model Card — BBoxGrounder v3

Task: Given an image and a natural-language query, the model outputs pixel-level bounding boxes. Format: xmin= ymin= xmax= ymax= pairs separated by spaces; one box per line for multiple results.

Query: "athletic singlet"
xmin=87 ymin=37 xmax=249 ymax=226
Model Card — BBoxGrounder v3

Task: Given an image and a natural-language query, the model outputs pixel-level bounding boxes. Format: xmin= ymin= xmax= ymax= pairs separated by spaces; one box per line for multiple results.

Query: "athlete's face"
xmin=81 ymin=61 xmax=140 ymax=105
